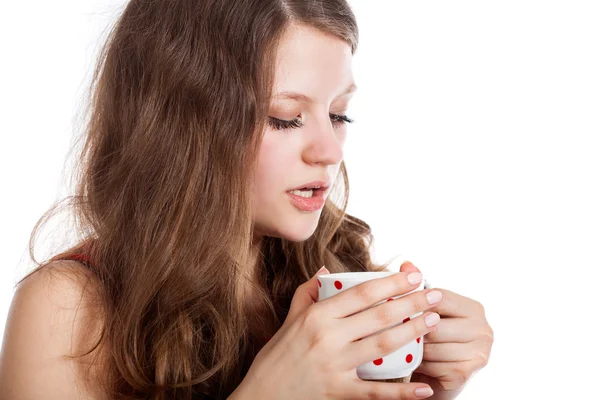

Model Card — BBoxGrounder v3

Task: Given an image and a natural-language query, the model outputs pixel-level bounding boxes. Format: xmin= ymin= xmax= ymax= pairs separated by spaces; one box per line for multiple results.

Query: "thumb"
xmin=399 ymin=261 xmax=432 ymax=288
xmin=287 ymin=266 xmax=329 ymax=323
xmin=399 ymin=260 xmax=421 ymax=274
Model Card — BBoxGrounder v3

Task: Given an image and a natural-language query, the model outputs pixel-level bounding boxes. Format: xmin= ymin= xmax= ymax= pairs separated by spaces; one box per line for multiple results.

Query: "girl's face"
xmin=252 ymin=24 xmax=356 ymax=242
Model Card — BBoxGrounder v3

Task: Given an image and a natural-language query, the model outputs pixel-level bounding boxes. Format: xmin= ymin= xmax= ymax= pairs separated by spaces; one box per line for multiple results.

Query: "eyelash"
xmin=267 ymin=113 xmax=355 ymax=131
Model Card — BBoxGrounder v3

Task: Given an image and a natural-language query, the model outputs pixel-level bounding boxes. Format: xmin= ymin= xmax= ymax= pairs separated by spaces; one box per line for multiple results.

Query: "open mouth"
xmin=287 ymin=187 xmax=325 ymax=198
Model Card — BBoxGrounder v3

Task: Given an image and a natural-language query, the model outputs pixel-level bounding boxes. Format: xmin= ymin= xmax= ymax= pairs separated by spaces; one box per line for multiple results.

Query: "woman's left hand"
xmin=400 ymin=262 xmax=494 ymax=400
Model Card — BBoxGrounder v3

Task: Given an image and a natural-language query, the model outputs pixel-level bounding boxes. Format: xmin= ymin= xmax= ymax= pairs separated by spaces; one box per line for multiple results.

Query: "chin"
xmin=284 ymin=216 xmax=323 ymax=241
xmin=257 ymin=215 xmax=321 ymax=243
xmin=280 ymin=230 xmax=316 ymax=243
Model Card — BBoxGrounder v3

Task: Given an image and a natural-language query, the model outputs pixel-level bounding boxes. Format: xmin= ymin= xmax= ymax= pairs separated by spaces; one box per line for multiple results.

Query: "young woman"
xmin=0 ymin=0 xmax=493 ymax=399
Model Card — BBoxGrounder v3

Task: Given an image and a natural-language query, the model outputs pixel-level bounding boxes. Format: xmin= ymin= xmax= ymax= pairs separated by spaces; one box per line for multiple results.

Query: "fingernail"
xmin=426 ymin=290 xmax=442 ymax=304
xmin=314 ymin=266 xmax=329 ymax=276
xmin=407 ymin=272 xmax=422 ymax=285
xmin=415 ymin=387 xmax=434 ymax=398
xmin=425 ymin=313 xmax=440 ymax=327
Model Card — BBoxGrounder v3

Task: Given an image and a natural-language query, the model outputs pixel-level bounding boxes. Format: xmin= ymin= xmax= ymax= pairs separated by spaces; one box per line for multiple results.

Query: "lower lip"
xmin=287 ymin=190 xmax=326 ymax=212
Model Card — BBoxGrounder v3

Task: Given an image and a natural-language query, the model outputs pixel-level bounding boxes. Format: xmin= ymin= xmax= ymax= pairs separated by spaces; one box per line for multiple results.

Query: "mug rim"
xmin=317 ymin=271 xmax=405 ymax=280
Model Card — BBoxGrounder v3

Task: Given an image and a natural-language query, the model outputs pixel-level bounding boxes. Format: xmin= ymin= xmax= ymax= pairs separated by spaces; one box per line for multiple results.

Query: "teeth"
xmin=290 ymin=189 xmax=314 ymax=198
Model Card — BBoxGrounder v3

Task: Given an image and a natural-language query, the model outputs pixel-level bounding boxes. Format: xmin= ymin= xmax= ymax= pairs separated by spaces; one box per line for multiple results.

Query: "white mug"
xmin=317 ymin=271 xmax=430 ymax=381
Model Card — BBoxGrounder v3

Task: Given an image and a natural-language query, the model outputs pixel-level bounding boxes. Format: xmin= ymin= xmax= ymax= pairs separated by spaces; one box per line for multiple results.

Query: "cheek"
xmin=337 ymin=130 xmax=347 ymax=147
xmin=255 ymin=135 xmax=290 ymax=194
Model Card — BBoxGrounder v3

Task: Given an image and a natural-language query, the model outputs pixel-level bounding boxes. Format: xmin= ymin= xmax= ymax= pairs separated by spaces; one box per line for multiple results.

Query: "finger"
xmin=423 ymin=317 xmax=488 ymax=343
xmin=399 ymin=261 xmax=434 ymax=290
xmin=340 ymin=288 xmax=442 ymax=342
xmin=286 ymin=266 xmax=329 ymax=323
xmin=414 ymin=358 xmax=486 ymax=380
xmin=344 ymin=377 xmax=435 ymax=400
xmin=316 ymin=271 xmax=424 ymax=319
xmin=343 ymin=311 xmax=440 ymax=370
xmin=422 ymin=342 xmax=481 ymax=362
xmin=399 ymin=261 xmax=421 ymax=274
xmin=426 ymin=289 xmax=480 ymax=318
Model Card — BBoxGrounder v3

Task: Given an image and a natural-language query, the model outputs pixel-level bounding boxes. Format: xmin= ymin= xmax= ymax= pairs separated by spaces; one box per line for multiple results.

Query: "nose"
xmin=302 ymin=115 xmax=344 ymax=166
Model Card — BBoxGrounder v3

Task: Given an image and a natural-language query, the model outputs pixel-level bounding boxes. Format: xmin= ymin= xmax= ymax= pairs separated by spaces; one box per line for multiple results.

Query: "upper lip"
xmin=289 ymin=180 xmax=331 ymax=191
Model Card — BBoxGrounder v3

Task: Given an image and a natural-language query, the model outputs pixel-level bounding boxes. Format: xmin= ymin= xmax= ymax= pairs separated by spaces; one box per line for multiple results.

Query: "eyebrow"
xmin=274 ymin=83 xmax=358 ymax=103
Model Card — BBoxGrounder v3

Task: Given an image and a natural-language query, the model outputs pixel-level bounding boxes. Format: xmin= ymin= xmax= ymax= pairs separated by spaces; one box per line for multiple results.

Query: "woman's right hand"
xmin=232 ymin=268 xmax=442 ymax=400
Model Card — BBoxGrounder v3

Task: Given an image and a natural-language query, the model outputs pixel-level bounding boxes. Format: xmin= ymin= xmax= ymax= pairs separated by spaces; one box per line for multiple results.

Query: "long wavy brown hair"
xmin=18 ymin=0 xmax=398 ymax=398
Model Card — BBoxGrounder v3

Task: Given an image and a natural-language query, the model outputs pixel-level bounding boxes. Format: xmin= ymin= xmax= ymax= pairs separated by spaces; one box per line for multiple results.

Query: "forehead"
xmin=273 ymin=25 xmax=355 ymax=104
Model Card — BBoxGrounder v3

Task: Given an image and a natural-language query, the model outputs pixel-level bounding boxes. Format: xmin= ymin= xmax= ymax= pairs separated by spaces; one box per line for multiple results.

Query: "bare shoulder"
xmin=0 ymin=259 xmax=109 ymax=399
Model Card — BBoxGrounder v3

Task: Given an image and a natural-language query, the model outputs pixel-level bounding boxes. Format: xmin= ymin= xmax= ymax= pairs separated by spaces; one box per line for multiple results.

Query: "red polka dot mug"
xmin=316 ymin=271 xmax=430 ymax=381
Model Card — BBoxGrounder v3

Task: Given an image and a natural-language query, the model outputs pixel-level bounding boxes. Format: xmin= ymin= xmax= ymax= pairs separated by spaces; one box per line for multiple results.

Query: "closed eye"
xmin=268 ymin=113 xmax=355 ymax=132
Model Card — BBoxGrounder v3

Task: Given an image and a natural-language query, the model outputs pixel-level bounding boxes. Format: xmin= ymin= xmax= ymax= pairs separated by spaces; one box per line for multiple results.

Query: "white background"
xmin=1 ymin=1 xmax=599 ymax=398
